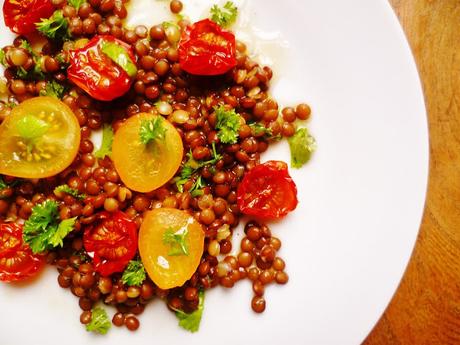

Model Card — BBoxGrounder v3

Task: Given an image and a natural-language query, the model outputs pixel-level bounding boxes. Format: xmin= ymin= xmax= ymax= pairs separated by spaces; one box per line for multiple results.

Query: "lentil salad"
xmin=0 ymin=0 xmax=315 ymax=335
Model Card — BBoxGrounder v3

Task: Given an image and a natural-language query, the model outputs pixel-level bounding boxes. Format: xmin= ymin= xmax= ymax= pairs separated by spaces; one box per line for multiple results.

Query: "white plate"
xmin=0 ymin=0 xmax=428 ymax=344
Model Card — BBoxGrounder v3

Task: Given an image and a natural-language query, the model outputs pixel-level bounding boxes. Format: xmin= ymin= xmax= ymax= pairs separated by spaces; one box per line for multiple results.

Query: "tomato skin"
xmin=0 ymin=223 xmax=45 ymax=283
xmin=3 ymin=0 xmax=54 ymax=35
xmin=237 ymin=161 xmax=298 ymax=219
xmin=83 ymin=211 xmax=138 ymax=276
xmin=178 ymin=19 xmax=237 ymax=76
xmin=68 ymin=35 xmax=136 ymax=101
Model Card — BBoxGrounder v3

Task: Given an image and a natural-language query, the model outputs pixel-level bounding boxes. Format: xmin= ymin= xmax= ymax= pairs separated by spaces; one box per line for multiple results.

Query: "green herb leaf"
xmin=163 ymin=227 xmax=189 ymax=256
xmin=139 ymin=117 xmax=166 ymax=145
xmin=175 ymin=143 xmax=222 ymax=192
xmin=40 ymin=80 xmax=66 ymax=99
xmin=23 ymin=200 xmax=76 ymax=254
xmin=249 ymin=122 xmax=272 ymax=136
xmin=190 ymin=176 xmax=205 ymax=197
xmin=288 ymin=127 xmax=316 ymax=168
xmin=16 ymin=115 xmax=50 ymax=140
xmin=121 ymin=260 xmax=146 ymax=286
xmin=94 ymin=124 xmax=114 ymax=159
xmin=210 ymin=1 xmax=238 ymax=28
xmin=36 ymin=10 xmax=71 ymax=41
xmin=0 ymin=49 xmax=7 ymax=67
xmin=54 ymin=184 xmax=86 ymax=201
xmin=215 ymin=105 xmax=241 ymax=144
xmin=101 ymin=41 xmax=137 ymax=77
xmin=16 ymin=41 xmax=45 ymax=80
xmin=174 ymin=290 xmax=205 ymax=333
xmin=68 ymin=0 xmax=86 ymax=10
xmin=85 ymin=307 xmax=111 ymax=335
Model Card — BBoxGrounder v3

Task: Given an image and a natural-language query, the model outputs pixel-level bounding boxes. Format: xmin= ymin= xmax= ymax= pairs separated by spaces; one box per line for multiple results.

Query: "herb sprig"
xmin=210 ymin=1 xmax=238 ymax=28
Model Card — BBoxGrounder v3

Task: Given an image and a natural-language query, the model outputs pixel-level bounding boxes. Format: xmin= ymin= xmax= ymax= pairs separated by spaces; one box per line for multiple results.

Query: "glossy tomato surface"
xmin=0 ymin=223 xmax=45 ymax=282
xmin=83 ymin=211 xmax=138 ymax=276
xmin=68 ymin=35 xmax=136 ymax=101
xmin=0 ymin=97 xmax=81 ymax=179
xmin=3 ymin=0 xmax=54 ymax=35
xmin=112 ymin=113 xmax=183 ymax=193
xmin=139 ymin=208 xmax=205 ymax=290
xmin=237 ymin=160 xmax=298 ymax=219
xmin=178 ymin=19 xmax=237 ymax=76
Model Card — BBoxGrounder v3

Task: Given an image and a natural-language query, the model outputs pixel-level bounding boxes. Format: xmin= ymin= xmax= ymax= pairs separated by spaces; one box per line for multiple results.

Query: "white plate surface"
xmin=0 ymin=1 xmax=428 ymax=345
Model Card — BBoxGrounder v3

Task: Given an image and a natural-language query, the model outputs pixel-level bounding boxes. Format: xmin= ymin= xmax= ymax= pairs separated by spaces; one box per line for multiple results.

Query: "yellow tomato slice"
xmin=112 ymin=113 xmax=183 ymax=193
xmin=139 ymin=208 xmax=205 ymax=290
xmin=0 ymin=96 xmax=81 ymax=178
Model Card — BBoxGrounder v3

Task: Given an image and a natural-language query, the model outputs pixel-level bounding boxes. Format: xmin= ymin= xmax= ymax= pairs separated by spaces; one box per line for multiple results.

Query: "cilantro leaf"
xmin=163 ymin=227 xmax=189 ymax=256
xmin=54 ymin=184 xmax=86 ymax=201
xmin=94 ymin=124 xmax=114 ymax=159
xmin=68 ymin=0 xmax=86 ymax=10
xmin=40 ymin=80 xmax=66 ymax=99
xmin=121 ymin=259 xmax=146 ymax=286
xmin=86 ymin=307 xmax=111 ymax=335
xmin=288 ymin=127 xmax=316 ymax=168
xmin=190 ymin=176 xmax=205 ymax=197
xmin=101 ymin=41 xmax=137 ymax=78
xmin=249 ymin=122 xmax=272 ymax=136
xmin=139 ymin=117 xmax=166 ymax=145
xmin=174 ymin=290 xmax=205 ymax=333
xmin=214 ymin=105 xmax=241 ymax=144
xmin=23 ymin=200 xmax=76 ymax=254
xmin=36 ymin=10 xmax=71 ymax=41
xmin=210 ymin=1 xmax=238 ymax=28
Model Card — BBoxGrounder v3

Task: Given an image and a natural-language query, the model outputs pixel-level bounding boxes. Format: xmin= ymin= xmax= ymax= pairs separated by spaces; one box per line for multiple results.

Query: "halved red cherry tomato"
xmin=3 ymin=0 xmax=54 ymax=35
xmin=178 ymin=19 xmax=237 ymax=76
xmin=237 ymin=161 xmax=298 ymax=219
xmin=83 ymin=211 xmax=137 ymax=276
xmin=0 ymin=223 xmax=45 ymax=282
xmin=68 ymin=35 xmax=137 ymax=101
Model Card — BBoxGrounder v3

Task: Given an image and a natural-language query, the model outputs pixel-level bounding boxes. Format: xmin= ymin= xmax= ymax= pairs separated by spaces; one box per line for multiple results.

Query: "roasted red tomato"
xmin=178 ymin=19 xmax=237 ymax=76
xmin=0 ymin=223 xmax=45 ymax=282
xmin=68 ymin=35 xmax=137 ymax=101
xmin=237 ymin=161 xmax=298 ymax=219
xmin=3 ymin=0 xmax=54 ymax=35
xmin=83 ymin=211 xmax=137 ymax=276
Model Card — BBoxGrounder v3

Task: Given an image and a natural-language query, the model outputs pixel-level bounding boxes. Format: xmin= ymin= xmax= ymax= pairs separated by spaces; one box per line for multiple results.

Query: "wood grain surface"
xmin=364 ymin=1 xmax=460 ymax=344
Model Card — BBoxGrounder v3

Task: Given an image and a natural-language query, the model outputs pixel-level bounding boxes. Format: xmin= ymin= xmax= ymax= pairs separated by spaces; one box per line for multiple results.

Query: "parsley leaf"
xmin=86 ymin=307 xmax=111 ymax=335
xmin=214 ymin=105 xmax=241 ymax=144
xmin=174 ymin=290 xmax=205 ymax=333
xmin=36 ymin=10 xmax=71 ymax=41
xmin=163 ymin=227 xmax=189 ymax=256
xmin=94 ymin=124 xmax=114 ymax=159
xmin=210 ymin=1 xmax=238 ymax=28
xmin=175 ymin=143 xmax=222 ymax=192
xmin=288 ymin=127 xmax=316 ymax=168
xmin=190 ymin=176 xmax=205 ymax=197
xmin=40 ymin=80 xmax=66 ymax=99
xmin=16 ymin=41 xmax=45 ymax=80
xmin=249 ymin=122 xmax=272 ymax=136
xmin=68 ymin=0 xmax=86 ymax=10
xmin=139 ymin=117 xmax=166 ymax=145
xmin=54 ymin=184 xmax=86 ymax=201
xmin=0 ymin=49 xmax=7 ymax=67
xmin=121 ymin=259 xmax=146 ymax=286
xmin=23 ymin=200 xmax=76 ymax=254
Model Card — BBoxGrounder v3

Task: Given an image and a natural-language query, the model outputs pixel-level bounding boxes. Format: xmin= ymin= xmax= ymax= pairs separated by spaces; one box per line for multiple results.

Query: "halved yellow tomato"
xmin=112 ymin=113 xmax=183 ymax=192
xmin=139 ymin=208 xmax=205 ymax=290
xmin=0 ymin=97 xmax=81 ymax=178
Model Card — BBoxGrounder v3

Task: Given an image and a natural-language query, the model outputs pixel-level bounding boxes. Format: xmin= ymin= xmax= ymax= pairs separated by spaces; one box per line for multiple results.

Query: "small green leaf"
xmin=16 ymin=115 xmax=50 ymax=140
xmin=214 ymin=105 xmax=241 ymax=144
xmin=54 ymin=184 xmax=86 ymax=201
xmin=94 ymin=124 xmax=114 ymax=159
xmin=86 ymin=307 xmax=111 ymax=335
xmin=48 ymin=217 xmax=77 ymax=248
xmin=174 ymin=290 xmax=205 ymax=333
xmin=288 ymin=127 xmax=316 ymax=168
xmin=68 ymin=0 xmax=86 ymax=10
xmin=210 ymin=1 xmax=238 ymax=28
xmin=101 ymin=41 xmax=137 ymax=77
xmin=40 ymin=80 xmax=66 ymax=99
xmin=36 ymin=10 xmax=71 ymax=41
xmin=163 ymin=227 xmax=189 ymax=256
xmin=139 ymin=117 xmax=166 ymax=145
xmin=121 ymin=260 xmax=146 ymax=286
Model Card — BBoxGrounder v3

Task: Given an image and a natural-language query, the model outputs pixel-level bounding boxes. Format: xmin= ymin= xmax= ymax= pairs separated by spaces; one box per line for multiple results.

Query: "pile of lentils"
xmin=0 ymin=0 xmax=311 ymax=332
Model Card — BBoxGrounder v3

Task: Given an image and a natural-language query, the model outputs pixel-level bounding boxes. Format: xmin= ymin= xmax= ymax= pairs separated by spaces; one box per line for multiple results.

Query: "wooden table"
xmin=364 ymin=1 xmax=460 ymax=344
